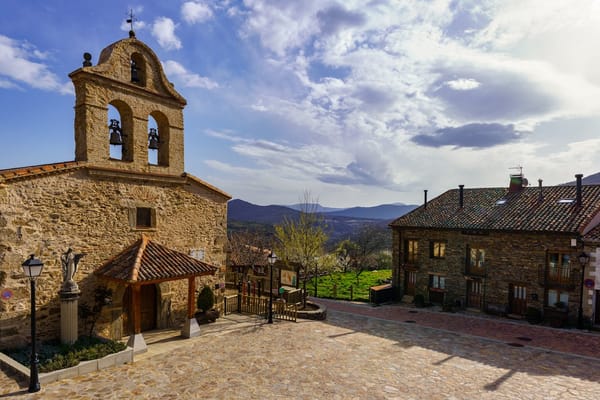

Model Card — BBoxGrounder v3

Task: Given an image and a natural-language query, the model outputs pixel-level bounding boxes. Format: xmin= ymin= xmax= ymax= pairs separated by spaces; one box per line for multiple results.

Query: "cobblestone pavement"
xmin=1 ymin=302 xmax=600 ymax=399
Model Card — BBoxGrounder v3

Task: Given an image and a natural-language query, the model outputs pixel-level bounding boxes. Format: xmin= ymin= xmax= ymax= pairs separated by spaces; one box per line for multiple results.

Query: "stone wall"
xmin=392 ymin=228 xmax=588 ymax=321
xmin=0 ymin=168 xmax=228 ymax=349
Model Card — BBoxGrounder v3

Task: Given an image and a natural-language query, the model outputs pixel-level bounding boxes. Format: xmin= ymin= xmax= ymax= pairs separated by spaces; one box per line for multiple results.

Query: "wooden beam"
xmin=187 ymin=277 xmax=196 ymax=319
xmin=132 ymin=284 xmax=142 ymax=334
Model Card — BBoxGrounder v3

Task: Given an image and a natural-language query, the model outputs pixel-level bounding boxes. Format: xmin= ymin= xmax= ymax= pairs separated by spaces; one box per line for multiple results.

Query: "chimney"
xmin=538 ymin=179 xmax=543 ymax=202
xmin=509 ymin=174 xmax=524 ymax=193
xmin=459 ymin=185 xmax=464 ymax=208
xmin=423 ymin=189 xmax=428 ymax=209
xmin=576 ymin=174 xmax=583 ymax=207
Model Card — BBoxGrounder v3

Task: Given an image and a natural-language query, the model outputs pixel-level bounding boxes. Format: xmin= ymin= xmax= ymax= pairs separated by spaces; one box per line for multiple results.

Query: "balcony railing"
xmin=538 ymin=265 xmax=577 ymax=289
xmin=401 ymin=261 xmax=419 ymax=270
xmin=464 ymin=264 xmax=486 ymax=277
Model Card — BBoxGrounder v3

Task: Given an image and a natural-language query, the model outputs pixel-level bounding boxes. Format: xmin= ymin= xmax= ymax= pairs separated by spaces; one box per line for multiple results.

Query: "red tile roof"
xmin=0 ymin=161 xmax=83 ymax=181
xmin=390 ymin=185 xmax=600 ymax=234
xmin=95 ymin=235 xmax=217 ymax=283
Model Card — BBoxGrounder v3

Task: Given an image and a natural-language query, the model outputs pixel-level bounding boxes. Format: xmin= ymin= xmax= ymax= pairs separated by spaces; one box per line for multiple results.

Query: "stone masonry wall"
xmin=0 ymin=169 xmax=227 ymax=349
xmin=392 ymin=228 xmax=586 ymax=320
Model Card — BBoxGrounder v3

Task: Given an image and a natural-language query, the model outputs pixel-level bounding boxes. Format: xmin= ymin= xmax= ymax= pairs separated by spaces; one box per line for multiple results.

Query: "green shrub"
xmin=196 ymin=286 xmax=215 ymax=312
xmin=7 ymin=336 xmax=127 ymax=373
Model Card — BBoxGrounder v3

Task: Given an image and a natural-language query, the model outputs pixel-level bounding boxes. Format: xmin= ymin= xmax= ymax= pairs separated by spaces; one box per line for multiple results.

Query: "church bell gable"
xmin=69 ymin=36 xmax=186 ymax=176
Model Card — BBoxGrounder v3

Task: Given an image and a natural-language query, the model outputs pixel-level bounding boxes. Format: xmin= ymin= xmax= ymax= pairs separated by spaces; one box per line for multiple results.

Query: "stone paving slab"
xmin=315 ymin=298 xmax=600 ymax=360
xmin=1 ymin=305 xmax=599 ymax=399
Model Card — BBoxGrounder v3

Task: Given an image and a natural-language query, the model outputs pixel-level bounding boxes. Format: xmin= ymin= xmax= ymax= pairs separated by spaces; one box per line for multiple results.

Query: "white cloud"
xmin=152 ymin=17 xmax=182 ymax=50
xmin=182 ymin=1 xmax=213 ymax=24
xmin=445 ymin=78 xmax=480 ymax=90
xmin=163 ymin=60 xmax=219 ymax=89
xmin=0 ymin=35 xmax=72 ymax=94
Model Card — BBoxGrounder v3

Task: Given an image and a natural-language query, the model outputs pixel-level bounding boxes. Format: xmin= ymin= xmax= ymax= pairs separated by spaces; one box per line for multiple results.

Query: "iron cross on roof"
xmin=127 ymin=9 xmax=136 ymax=37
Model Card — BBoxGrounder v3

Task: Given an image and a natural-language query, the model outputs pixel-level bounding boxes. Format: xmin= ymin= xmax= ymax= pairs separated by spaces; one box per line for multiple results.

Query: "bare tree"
xmin=274 ymin=191 xmax=328 ymax=306
xmin=336 ymin=224 xmax=388 ymax=285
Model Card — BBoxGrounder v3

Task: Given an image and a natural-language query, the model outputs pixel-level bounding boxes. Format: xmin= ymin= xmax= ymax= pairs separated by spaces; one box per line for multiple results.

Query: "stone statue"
xmin=61 ymin=248 xmax=84 ymax=292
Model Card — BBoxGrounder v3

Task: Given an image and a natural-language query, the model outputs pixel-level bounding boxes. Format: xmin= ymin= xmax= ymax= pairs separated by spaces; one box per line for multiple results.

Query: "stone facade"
xmin=392 ymin=228 xmax=587 ymax=317
xmin=0 ymin=34 xmax=230 ymax=349
xmin=390 ymin=177 xmax=600 ymax=327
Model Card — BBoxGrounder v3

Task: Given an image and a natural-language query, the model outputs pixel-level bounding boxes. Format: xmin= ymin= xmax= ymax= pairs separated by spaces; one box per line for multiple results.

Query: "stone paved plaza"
xmin=1 ymin=306 xmax=600 ymax=399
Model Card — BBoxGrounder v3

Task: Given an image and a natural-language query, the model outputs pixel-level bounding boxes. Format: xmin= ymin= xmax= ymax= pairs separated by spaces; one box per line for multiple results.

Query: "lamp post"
xmin=577 ymin=251 xmax=590 ymax=329
xmin=22 ymin=254 xmax=44 ymax=393
xmin=267 ymin=251 xmax=277 ymax=324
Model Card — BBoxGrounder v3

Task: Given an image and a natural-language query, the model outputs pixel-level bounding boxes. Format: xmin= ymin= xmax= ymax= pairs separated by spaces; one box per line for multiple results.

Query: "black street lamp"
xmin=267 ymin=251 xmax=277 ymax=324
xmin=577 ymin=251 xmax=590 ymax=329
xmin=314 ymin=257 xmax=319 ymax=297
xmin=22 ymin=254 xmax=44 ymax=393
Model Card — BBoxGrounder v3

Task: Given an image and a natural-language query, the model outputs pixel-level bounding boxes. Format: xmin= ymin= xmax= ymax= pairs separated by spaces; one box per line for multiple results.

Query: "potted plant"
xmin=195 ymin=286 xmax=219 ymax=324
xmin=414 ymin=294 xmax=425 ymax=308
xmin=525 ymin=306 xmax=542 ymax=324
xmin=544 ymin=302 xmax=568 ymax=328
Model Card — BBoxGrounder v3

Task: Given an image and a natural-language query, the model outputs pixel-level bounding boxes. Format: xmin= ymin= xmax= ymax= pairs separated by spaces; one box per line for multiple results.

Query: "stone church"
xmin=0 ymin=31 xmax=230 ymax=352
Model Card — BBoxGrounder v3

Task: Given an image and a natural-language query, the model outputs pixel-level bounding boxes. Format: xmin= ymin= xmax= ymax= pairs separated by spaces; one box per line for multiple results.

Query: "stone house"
xmin=0 ymin=32 xmax=230 ymax=352
xmin=390 ymin=173 xmax=600 ymax=327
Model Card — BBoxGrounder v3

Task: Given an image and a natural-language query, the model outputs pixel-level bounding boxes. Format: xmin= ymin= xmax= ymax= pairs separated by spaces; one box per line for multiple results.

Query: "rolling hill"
xmin=227 ymin=199 xmax=417 ymax=243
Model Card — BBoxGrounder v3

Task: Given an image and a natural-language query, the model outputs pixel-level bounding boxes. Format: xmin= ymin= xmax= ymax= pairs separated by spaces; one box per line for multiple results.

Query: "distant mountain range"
xmin=562 ymin=172 xmax=600 ymax=186
xmin=229 ymin=199 xmax=417 ymax=223
xmin=227 ymin=199 xmax=417 ymax=242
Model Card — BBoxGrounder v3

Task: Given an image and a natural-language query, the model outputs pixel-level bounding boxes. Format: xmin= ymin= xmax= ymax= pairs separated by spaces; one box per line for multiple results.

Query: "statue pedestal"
xmin=60 ymin=288 xmax=81 ymax=344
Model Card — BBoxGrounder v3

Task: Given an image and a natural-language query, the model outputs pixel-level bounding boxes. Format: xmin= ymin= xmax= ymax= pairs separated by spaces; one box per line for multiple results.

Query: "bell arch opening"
xmin=130 ymin=53 xmax=146 ymax=86
xmin=108 ymin=101 xmax=133 ymax=162
xmin=149 ymin=110 xmax=170 ymax=167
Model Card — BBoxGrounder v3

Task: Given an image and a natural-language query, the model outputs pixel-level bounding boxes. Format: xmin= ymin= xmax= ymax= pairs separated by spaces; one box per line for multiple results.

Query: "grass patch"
xmin=5 ymin=336 xmax=126 ymax=373
xmin=307 ymin=269 xmax=392 ymax=301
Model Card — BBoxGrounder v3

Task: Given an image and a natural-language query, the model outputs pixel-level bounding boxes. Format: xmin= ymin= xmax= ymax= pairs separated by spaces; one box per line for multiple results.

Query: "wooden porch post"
xmin=182 ymin=276 xmax=201 ymax=338
xmin=133 ymin=284 xmax=142 ymax=334
xmin=126 ymin=283 xmax=147 ymax=354
xmin=188 ymin=277 xmax=196 ymax=319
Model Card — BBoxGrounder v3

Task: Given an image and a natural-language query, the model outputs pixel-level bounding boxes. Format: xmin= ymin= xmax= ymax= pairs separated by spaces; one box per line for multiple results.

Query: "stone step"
xmin=401 ymin=295 xmax=414 ymax=304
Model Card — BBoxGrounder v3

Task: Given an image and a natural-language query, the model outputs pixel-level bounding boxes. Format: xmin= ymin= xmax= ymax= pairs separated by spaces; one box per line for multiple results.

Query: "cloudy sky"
xmin=1 ymin=0 xmax=600 ymax=207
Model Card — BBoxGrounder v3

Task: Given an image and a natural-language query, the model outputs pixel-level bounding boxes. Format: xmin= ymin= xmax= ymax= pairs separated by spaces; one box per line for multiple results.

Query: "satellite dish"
xmin=522 ymin=178 xmax=529 ymax=187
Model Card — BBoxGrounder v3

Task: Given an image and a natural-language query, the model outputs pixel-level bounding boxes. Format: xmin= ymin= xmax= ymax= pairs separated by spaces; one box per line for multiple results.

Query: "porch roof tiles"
xmin=95 ymin=234 xmax=217 ymax=283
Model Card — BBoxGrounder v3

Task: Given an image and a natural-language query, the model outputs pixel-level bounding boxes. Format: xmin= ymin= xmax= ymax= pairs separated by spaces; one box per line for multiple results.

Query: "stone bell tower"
xmin=69 ymin=32 xmax=187 ymax=176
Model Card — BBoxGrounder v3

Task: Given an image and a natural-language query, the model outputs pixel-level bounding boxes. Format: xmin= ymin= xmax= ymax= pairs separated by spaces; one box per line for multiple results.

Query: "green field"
xmin=307 ymin=269 xmax=392 ymax=302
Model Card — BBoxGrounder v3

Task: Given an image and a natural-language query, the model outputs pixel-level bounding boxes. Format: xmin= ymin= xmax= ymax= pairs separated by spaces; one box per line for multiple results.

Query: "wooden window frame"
xmin=130 ymin=206 xmax=157 ymax=230
xmin=429 ymin=240 xmax=446 ymax=259
xmin=404 ymin=239 xmax=418 ymax=264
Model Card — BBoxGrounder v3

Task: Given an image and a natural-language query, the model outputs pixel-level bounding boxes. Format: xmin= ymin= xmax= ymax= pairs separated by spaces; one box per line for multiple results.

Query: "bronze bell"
xmin=131 ymin=60 xmax=140 ymax=83
xmin=148 ymin=128 xmax=159 ymax=150
xmin=109 ymin=119 xmax=123 ymax=145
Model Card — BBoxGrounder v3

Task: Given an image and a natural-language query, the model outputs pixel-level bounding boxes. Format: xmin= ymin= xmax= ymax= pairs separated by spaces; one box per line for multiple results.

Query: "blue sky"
xmin=1 ymin=1 xmax=600 ymax=207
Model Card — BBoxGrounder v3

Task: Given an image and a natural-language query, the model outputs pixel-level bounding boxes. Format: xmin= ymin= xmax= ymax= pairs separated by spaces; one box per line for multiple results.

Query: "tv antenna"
xmin=509 ymin=165 xmax=523 ymax=176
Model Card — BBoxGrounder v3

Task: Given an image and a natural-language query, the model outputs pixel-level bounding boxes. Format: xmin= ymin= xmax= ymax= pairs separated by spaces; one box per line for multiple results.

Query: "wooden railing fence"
xmin=223 ymin=294 xmax=296 ymax=322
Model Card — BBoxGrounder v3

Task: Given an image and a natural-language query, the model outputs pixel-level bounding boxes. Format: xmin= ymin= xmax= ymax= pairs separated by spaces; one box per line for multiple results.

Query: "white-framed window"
xmin=547 ymin=289 xmax=568 ymax=307
xmin=429 ymin=274 xmax=445 ymax=289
